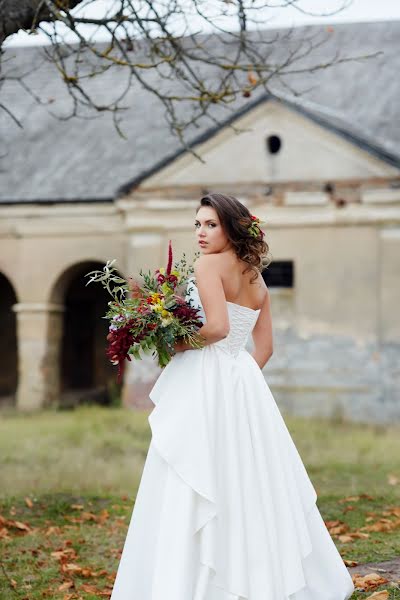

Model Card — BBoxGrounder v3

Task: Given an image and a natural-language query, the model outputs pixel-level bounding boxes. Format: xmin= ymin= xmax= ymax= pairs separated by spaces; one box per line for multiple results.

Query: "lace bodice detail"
xmin=185 ymin=276 xmax=260 ymax=358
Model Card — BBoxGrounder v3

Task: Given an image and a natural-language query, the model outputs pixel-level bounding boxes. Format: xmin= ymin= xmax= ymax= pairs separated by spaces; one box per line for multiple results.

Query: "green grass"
xmin=0 ymin=406 xmax=150 ymax=498
xmin=1 ymin=406 xmax=400 ymax=599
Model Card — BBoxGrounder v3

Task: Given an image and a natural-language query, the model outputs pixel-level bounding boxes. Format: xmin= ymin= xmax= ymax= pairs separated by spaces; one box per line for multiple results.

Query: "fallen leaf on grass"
xmin=338 ymin=535 xmax=354 ymax=543
xmin=344 ymin=559 xmax=358 ymax=567
xmin=349 ymin=532 xmax=370 ymax=539
xmin=80 ymin=583 xmax=114 ymax=597
xmin=60 ymin=562 xmax=108 ymax=578
xmin=44 ymin=525 xmax=63 ymax=536
xmin=0 ymin=514 xmax=32 ymax=535
xmin=325 ymin=520 xmax=349 ymax=535
xmin=339 ymin=496 xmax=361 ymax=504
xmin=387 ymin=474 xmax=399 ymax=486
xmin=362 ymin=518 xmax=400 ymax=533
xmin=367 ymin=591 xmax=389 ymax=600
xmin=58 ymin=580 xmax=75 ymax=591
xmin=352 ymin=572 xmax=389 ymax=591
xmin=383 ymin=507 xmax=400 ymax=517
xmin=51 ymin=548 xmax=78 ymax=562
xmin=65 ymin=509 xmax=110 ymax=524
xmin=12 ymin=520 xmax=31 ymax=531
xmin=0 ymin=526 xmax=10 ymax=539
xmin=81 ymin=584 xmax=100 ymax=594
xmin=338 ymin=494 xmax=374 ymax=504
xmin=24 ymin=497 xmax=33 ymax=508
xmin=61 ymin=562 xmax=84 ymax=574
xmin=330 ymin=524 xmax=369 ymax=543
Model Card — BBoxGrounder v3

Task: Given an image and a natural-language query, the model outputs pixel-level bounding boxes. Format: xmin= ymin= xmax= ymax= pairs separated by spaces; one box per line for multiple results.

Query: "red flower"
xmin=166 ymin=239 xmax=173 ymax=275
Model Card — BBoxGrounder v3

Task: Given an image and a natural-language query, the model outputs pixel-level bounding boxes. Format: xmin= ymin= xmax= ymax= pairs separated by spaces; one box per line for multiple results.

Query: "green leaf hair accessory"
xmin=248 ymin=214 xmax=266 ymax=238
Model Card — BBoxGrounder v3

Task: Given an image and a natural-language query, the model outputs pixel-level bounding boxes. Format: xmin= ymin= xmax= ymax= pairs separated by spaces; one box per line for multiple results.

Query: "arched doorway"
xmin=0 ymin=273 xmax=18 ymax=406
xmin=51 ymin=261 xmax=125 ymax=407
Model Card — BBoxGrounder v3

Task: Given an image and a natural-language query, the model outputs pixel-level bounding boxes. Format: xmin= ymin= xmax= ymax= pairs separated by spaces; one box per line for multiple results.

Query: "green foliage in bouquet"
xmin=85 ymin=242 xmax=204 ymax=381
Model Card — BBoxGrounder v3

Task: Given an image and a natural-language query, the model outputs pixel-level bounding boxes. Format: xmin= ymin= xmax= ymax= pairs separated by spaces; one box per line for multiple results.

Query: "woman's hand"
xmin=128 ymin=277 xmax=143 ymax=299
xmin=173 ymin=338 xmax=191 ymax=353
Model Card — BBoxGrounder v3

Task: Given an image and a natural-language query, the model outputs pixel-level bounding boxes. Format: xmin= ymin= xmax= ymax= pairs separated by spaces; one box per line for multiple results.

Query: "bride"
xmin=110 ymin=193 xmax=355 ymax=600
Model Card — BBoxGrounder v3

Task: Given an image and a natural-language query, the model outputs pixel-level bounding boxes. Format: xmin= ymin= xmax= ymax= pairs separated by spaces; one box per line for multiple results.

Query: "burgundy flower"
xmin=167 ymin=274 xmax=178 ymax=286
xmin=166 ymin=239 xmax=173 ymax=275
xmin=106 ymin=321 xmax=135 ymax=383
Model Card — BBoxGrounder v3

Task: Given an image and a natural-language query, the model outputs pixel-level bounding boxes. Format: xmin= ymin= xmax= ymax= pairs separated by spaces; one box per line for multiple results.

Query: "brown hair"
xmin=196 ymin=192 xmax=272 ymax=283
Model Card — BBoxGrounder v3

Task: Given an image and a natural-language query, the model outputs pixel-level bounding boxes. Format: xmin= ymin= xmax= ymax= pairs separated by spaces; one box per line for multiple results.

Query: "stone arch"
xmin=49 ymin=259 xmax=127 ymax=407
xmin=0 ymin=272 xmax=18 ymax=406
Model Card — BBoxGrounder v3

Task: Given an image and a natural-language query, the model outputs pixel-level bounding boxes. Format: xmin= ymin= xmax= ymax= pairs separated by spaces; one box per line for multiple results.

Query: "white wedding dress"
xmin=110 ymin=276 xmax=354 ymax=600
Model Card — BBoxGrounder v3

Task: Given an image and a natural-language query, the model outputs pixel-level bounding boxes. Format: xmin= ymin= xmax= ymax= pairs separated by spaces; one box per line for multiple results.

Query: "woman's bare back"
xmin=217 ymin=251 xmax=268 ymax=311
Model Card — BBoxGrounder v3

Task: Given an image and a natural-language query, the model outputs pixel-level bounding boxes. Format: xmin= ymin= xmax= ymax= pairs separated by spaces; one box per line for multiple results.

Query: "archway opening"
xmin=58 ymin=261 xmax=124 ymax=407
xmin=0 ymin=273 xmax=18 ymax=406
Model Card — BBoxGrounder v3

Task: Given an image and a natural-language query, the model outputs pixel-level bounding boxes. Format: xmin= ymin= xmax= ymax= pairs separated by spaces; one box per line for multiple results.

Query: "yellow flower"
xmin=171 ymin=270 xmax=179 ymax=277
xmin=161 ymin=282 xmax=172 ymax=295
xmin=161 ymin=309 xmax=170 ymax=318
xmin=158 ymin=267 xmax=165 ymax=275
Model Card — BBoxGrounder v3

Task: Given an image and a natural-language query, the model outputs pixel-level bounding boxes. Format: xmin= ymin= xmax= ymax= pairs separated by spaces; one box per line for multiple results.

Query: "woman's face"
xmin=194 ymin=206 xmax=232 ymax=254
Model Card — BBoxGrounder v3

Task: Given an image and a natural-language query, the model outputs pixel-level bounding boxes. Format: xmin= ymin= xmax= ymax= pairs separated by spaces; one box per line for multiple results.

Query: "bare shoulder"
xmin=258 ymin=275 xmax=269 ymax=294
xmin=260 ymin=279 xmax=271 ymax=308
xmin=252 ymin=271 xmax=270 ymax=308
xmin=194 ymin=253 xmax=226 ymax=277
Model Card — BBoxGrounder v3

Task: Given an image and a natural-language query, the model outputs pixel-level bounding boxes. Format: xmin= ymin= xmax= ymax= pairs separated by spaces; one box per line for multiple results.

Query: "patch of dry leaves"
xmin=0 ymin=497 xmax=123 ymax=599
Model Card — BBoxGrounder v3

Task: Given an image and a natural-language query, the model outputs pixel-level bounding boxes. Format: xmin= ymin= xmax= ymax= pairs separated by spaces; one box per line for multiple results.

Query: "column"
xmin=12 ymin=303 xmax=65 ymax=411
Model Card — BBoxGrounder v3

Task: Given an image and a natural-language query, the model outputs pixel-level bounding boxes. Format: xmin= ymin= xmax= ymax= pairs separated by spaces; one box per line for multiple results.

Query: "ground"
xmin=348 ymin=558 xmax=400 ymax=583
xmin=0 ymin=405 xmax=399 ymax=599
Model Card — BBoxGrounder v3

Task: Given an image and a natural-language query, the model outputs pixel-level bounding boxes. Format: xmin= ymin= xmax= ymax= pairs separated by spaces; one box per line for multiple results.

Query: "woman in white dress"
xmin=110 ymin=193 xmax=355 ymax=600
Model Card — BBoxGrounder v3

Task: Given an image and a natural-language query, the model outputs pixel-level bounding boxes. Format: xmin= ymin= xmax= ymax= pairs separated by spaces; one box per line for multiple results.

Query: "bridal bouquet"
xmin=85 ymin=242 xmax=204 ymax=382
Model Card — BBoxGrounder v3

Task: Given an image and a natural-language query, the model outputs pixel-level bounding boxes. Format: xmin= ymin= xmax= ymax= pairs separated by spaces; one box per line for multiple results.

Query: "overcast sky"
xmin=5 ymin=0 xmax=400 ymax=48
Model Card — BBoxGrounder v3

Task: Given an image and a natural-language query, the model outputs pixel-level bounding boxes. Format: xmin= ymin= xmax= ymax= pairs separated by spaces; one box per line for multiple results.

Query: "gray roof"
xmin=1 ymin=20 xmax=399 ymax=203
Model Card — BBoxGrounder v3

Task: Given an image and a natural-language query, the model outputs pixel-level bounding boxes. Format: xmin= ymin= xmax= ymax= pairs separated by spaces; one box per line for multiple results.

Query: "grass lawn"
xmin=1 ymin=406 xmax=400 ymax=599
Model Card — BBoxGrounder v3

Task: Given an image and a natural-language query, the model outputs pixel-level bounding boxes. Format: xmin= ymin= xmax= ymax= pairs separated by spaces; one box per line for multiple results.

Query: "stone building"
xmin=0 ymin=21 xmax=399 ymax=421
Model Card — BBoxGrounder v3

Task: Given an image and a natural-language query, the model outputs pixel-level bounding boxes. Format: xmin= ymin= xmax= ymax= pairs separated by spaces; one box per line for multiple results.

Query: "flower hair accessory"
xmin=248 ymin=214 xmax=266 ymax=238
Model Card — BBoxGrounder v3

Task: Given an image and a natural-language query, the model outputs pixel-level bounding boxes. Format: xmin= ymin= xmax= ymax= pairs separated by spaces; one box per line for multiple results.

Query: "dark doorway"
xmin=60 ymin=262 xmax=122 ymax=406
xmin=0 ymin=273 xmax=18 ymax=406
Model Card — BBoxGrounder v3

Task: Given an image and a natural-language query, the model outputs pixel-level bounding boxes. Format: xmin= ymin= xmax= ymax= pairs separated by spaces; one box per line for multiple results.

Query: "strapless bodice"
xmin=185 ymin=276 xmax=260 ymax=358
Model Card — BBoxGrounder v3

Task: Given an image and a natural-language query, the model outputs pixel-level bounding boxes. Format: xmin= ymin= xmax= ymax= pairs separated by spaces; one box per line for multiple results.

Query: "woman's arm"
xmin=175 ymin=254 xmax=229 ymax=351
xmin=251 ymin=288 xmax=273 ymax=369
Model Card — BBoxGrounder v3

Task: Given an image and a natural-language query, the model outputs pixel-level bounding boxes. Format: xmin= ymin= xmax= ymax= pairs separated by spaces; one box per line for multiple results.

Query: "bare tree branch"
xmin=0 ymin=0 xmax=378 ymax=149
xmin=0 ymin=0 xmax=83 ymax=45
